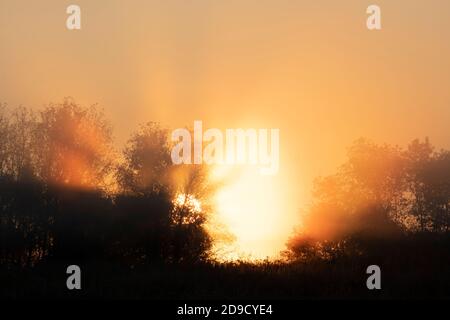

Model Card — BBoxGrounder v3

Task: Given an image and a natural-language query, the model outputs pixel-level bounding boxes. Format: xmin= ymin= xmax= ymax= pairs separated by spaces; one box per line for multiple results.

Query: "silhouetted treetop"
xmin=287 ymin=138 xmax=450 ymax=261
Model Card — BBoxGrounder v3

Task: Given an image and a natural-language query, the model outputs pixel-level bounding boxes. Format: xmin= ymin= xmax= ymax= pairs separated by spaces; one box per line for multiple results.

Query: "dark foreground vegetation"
xmin=2 ymin=233 xmax=450 ymax=299
xmin=1 ymin=99 xmax=449 ymax=299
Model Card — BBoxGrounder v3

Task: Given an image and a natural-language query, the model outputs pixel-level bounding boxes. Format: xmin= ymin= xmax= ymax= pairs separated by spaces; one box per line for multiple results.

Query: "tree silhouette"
xmin=116 ymin=122 xmax=213 ymax=263
xmin=35 ymin=97 xmax=115 ymax=189
xmin=287 ymin=138 xmax=450 ymax=260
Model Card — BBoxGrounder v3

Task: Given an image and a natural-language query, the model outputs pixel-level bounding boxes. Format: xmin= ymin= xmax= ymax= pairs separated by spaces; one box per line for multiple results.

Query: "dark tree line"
xmin=1 ymin=98 xmax=450 ymax=271
xmin=286 ymin=138 xmax=450 ymax=260
xmin=0 ymin=98 xmax=212 ymax=269
xmin=1 ymin=99 xmax=450 ymax=299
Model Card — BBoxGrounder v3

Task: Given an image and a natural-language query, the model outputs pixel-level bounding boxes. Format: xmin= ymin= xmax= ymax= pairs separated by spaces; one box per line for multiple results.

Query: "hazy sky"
xmin=1 ymin=0 xmax=449 ymax=258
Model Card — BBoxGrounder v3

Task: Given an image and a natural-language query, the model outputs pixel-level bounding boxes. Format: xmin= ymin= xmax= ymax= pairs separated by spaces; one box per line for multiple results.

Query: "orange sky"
xmin=1 ymin=0 xmax=449 ymax=258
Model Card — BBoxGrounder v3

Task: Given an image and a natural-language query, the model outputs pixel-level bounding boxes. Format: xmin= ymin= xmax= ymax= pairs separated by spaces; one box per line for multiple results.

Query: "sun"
xmin=211 ymin=165 xmax=288 ymax=261
xmin=172 ymin=167 xmax=294 ymax=262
